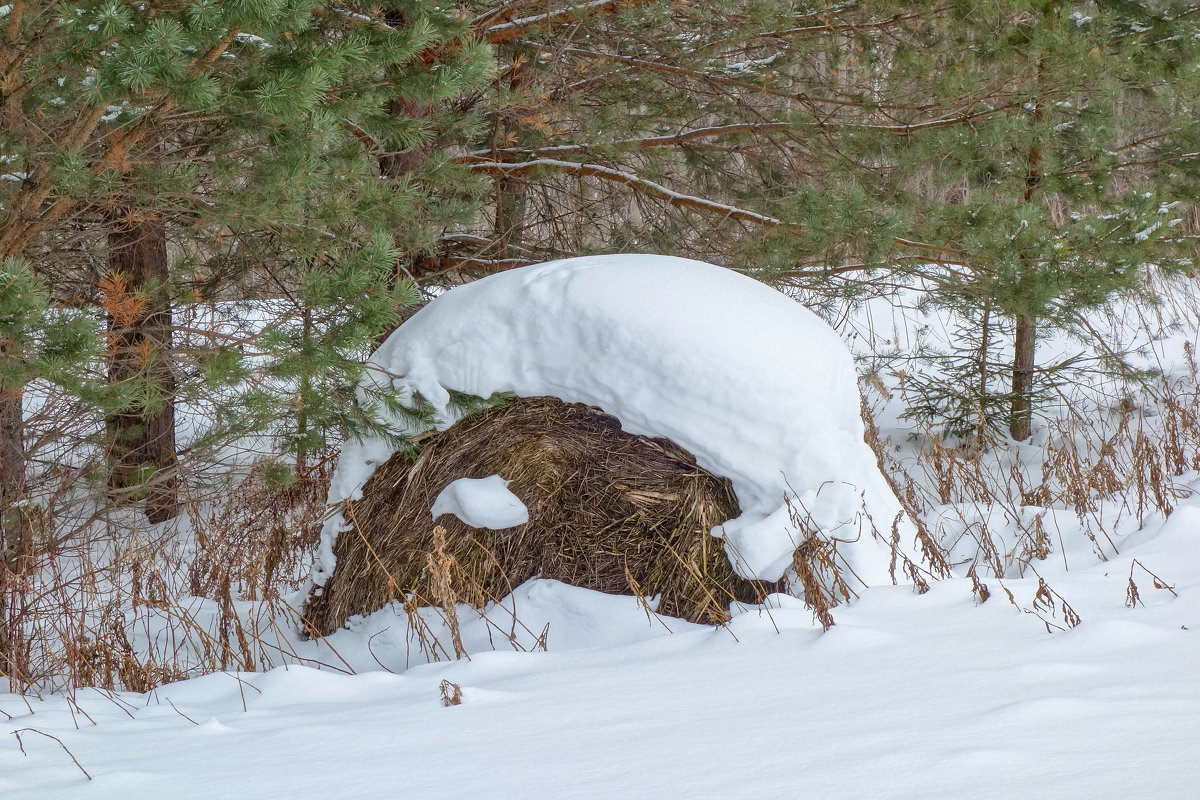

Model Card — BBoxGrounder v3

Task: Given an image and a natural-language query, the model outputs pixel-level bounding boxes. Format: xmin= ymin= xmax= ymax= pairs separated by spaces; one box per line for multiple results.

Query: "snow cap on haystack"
xmin=314 ymin=254 xmax=914 ymax=591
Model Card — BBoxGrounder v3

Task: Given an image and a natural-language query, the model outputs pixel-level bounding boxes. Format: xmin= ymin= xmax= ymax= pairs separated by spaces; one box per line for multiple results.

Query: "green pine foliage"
xmin=0 ymin=260 xmax=101 ymax=397
xmin=0 ymin=2 xmax=494 ymax=488
xmin=446 ymin=0 xmax=1200 ymax=440
xmin=754 ymin=0 xmax=1200 ymax=437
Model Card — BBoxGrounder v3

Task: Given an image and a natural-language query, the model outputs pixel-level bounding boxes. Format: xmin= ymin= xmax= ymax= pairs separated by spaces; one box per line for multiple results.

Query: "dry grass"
xmin=301 ymin=396 xmax=768 ymax=639
xmin=1 ymin=463 xmax=329 ymax=694
xmin=785 ymin=492 xmax=856 ymax=632
xmin=8 ymin=368 xmax=1198 ymax=693
xmin=849 ymin=348 xmax=1200 ymax=635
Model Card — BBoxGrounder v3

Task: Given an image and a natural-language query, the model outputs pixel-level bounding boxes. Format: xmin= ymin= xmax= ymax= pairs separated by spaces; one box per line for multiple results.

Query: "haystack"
xmin=302 ymin=396 xmax=766 ymax=637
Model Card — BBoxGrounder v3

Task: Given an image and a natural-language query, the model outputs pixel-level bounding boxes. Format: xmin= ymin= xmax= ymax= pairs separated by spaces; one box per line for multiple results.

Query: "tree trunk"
xmin=380 ymin=95 xmax=434 ymax=179
xmin=0 ymin=352 xmax=32 ymax=690
xmin=379 ymin=11 xmax=435 ymax=180
xmin=493 ymin=172 xmax=528 ymax=258
xmin=492 ymin=51 xmax=535 ymax=259
xmin=1009 ymin=32 xmax=1048 ymax=444
xmin=1009 ymin=313 xmax=1036 ymax=441
xmin=107 ymin=212 xmax=178 ymax=523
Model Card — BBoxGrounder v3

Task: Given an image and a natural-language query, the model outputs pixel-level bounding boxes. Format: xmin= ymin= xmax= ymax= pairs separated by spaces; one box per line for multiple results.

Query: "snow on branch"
xmin=482 ymin=0 xmax=654 ymax=43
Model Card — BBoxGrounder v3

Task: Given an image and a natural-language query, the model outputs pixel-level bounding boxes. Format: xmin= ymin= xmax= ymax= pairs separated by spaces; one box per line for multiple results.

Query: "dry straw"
xmin=302 ymin=396 xmax=768 ymax=637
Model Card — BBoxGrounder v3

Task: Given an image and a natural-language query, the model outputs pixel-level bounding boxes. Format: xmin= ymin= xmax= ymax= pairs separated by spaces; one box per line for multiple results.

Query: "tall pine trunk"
xmin=1009 ymin=314 xmax=1036 ymax=442
xmin=0 ymin=356 xmax=32 ymax=690
xmin=1009 ymin=42 xmax=1049 ymax=442
xmin=492 ymin=49 xmax=535 ymax=259
xmin=493 ymin=172 xmax=528 ymax=258
xmin=106 ymin=212 xmax=178 ymax=523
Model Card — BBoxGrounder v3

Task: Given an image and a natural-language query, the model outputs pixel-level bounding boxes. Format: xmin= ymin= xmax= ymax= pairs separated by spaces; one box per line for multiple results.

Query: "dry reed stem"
xmin=4 ymin=462 xmax=332 ymax=693
xmin=1029 ymin=574 xmax=1082 ymax=633
xmin=785 ymin=491 xmax=859 ymax=631
xmin=1126 ymin=558 xmax=1178 ymax=608
xmin=11 ymin=728 xmax=92 ymax=780
xmin=428 ymin=526 xmax=466 ymax=659
xmin=440 ymin=679 xmax=463 ymax=706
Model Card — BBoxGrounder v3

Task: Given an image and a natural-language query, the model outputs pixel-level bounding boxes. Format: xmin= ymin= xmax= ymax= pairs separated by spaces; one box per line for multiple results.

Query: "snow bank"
xmin=314 ymin=254 xmax=912 ymax=592
xmin=11 ymin=517 xmax=1200 ymax=799
xmin=431 ymin=475 xmax=529 ymax=529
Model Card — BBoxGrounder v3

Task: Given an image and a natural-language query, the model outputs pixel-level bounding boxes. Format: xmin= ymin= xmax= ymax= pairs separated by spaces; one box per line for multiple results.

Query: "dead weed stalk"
xmin=2 ymin=462 xmax=331 ymax=694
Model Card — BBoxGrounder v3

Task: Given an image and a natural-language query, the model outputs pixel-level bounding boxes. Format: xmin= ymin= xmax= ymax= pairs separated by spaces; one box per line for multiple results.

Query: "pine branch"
xmin=471 ymin=1 xmax=541 ymax=30
xmin=0 ymin=102 xmax=108 ymax=257
xmin=325 ymin=0 xmax=659 ymax=44
xmin=774 ymin=11 xmax=939 ymax=39
xmin=558 ymin=46 xmax=885 ymax=111
xmin=467 ymin=156 xmax=987 ymax=265
xmin=3 ymin=0 xmax=25 ymax=47
xmin=841 ymin=104 xmax=1025 ymax=135
xmin=0 ymin=27 xmax=242 ymax=258
xmin=695 ymin=8 xmax=945 ymax=52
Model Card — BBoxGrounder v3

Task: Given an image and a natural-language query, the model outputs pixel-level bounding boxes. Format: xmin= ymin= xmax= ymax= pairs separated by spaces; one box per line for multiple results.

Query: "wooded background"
xmin=2 ymin=0 xmax=1198 ymax=531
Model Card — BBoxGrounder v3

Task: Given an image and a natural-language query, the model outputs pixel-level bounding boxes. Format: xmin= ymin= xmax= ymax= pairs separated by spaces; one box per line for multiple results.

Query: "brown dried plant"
xmin=97 ymin=270 xmax=150 ymax=328
xmin=785 ymin=490 xmax=860 ymax=631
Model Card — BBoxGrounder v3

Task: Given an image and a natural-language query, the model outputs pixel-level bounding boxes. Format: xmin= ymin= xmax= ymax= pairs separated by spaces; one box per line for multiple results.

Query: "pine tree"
xmin=439 ymin=0 xmax=816 ymax=273
xmin=727 ymin=0 xmax=1200 ymax=440
xmin=0 ymin=2 xmax=492 ymax=518
xmin=442 ymin=0 xmax=1200 ymax=441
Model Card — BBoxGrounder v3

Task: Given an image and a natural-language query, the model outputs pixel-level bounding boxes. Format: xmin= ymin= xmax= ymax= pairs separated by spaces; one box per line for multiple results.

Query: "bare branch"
xmin=483 ymin=0 xmax=660 ymax=43
xmin=461 ymin=122 xmax=796 ymax=161
xmin=465 ymin=158 xmax=783 ymax=225
xmin=11 ymin=728 xmax=92 ymax=781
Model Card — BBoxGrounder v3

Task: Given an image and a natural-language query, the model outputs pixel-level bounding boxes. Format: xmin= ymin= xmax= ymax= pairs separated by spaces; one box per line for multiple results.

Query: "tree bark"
xmin=1009 ymin=313 xmax=1036 ymax=441
xmin=379 ymin=9 xmax=435 ymax=178
xmin=492 ymin=53 xmax=535 ymax=259
xmin=1009 ymin=25 xmax=1049 ymax=443
xmin=375 ymin=9 xmax=440 ymax=293
xmin=107 ymin=212 xmax=178 ymax=523
xmin=493 ymin=171 xmax=528 ymax=258
xmin=0 ymin=344 xmax=31 ymax=690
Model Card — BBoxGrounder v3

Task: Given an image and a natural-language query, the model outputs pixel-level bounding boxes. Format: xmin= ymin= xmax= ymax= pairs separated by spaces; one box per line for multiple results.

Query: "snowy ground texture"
xmin=3 ymin=511 xmax=1196 ymax=799
xmin=4 ymin=255 xmax=1200 ymax=798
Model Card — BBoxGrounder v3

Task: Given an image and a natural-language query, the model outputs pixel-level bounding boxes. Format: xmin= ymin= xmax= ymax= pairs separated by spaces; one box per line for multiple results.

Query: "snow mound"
xmin=316 ymin=254 xmax=913 ymax=590
xmin=431 ymin=475 xmax=529 ymax=530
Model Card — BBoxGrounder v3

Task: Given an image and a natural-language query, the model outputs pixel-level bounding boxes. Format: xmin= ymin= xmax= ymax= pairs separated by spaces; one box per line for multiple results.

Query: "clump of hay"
xmin=302 ymin=396 xmax=766 ymax=637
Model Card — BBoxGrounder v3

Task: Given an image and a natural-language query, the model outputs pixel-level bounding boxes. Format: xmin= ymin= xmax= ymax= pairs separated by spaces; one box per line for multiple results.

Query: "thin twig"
xmin=11 ymin=728 xmax=93 ymax=781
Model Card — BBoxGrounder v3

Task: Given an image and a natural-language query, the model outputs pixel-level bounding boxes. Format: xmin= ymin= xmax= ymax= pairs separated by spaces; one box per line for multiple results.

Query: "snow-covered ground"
xmin=4 ymin=256 xmax=1199 ymax=798
xmin=3 ymin=506 xmax=1196 ymax=798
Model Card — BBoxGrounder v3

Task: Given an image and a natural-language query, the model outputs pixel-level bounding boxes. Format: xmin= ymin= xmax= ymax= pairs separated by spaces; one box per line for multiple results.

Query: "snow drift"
xmin=313 ymin=254 xmax=913 ymax=594
xmin=431 ymin=475 xmax=529 ymax=530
